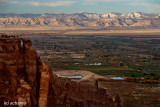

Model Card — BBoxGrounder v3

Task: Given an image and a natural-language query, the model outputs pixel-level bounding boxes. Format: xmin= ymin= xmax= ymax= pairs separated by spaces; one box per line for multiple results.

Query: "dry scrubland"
xmin=0 ymin=26 xmax=160 ymax=36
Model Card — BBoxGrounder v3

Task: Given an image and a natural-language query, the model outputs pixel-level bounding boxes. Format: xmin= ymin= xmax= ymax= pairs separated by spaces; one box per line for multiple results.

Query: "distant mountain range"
xmin=0 ymin=12 xmax=160 ymax=28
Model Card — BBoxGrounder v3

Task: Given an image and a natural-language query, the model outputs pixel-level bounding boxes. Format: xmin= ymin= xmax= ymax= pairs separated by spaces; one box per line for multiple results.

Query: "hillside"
xmin=0 ymin=12 xmax=160 ymax=28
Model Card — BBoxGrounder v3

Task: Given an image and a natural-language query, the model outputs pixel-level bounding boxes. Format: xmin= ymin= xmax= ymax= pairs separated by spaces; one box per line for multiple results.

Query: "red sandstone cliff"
xmin=0 ymin=36 xmax=42 ymax=107
xmin=0 ymin=36 xmax=120 ymax=107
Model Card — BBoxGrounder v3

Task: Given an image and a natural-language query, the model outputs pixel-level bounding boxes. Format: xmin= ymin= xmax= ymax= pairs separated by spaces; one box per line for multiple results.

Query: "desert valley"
xmin=0 ymin=11 xmax=160 ymax=107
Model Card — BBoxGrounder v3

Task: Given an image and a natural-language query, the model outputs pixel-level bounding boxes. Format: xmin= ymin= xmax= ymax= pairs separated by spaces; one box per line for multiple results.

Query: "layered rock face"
xmin=0 ymin=36 xmax=42 ymax=107
xmin=0 ymin=12 xmax=160 ymax=28
xmin=0 ymin=17 xmax=159 ymax=28
xmin=0 ymin=36 xmax=120 ymax=107
xmin=48 ymin=72 xmax=121 ymax=107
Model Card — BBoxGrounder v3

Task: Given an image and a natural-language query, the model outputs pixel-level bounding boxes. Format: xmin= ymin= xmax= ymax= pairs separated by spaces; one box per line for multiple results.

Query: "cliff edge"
xmin=0 ymin=35 xmax=120 ymax=107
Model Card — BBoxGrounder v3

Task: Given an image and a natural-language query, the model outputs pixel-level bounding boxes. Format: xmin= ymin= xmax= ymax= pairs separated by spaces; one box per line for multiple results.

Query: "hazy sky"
xmin=0 ymin=0 xmax=159 ymax=14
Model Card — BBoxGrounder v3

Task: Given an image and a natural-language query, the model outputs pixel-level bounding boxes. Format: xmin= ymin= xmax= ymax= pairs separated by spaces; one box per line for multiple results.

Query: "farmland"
xmin=20 ymin=33 xmax=160 ymax=78
xmin=16 ymin=31 xmax=160 ymax=107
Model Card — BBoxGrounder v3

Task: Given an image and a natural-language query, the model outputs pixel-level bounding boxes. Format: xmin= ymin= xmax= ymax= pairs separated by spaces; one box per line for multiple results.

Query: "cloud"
xmin=85 ymin=0 xmax=113 ymax=2
xmin=21 ymin=1 xmax=75 ymax=7
xmin=85 ymin=0 xmax=148 ymax=2
xmin=0 ymin=0 xmax=75 ymax=7
xmin=83 ymin=0 xmax=119 ymax=4
xmin=0 ymin=0 xmax=7 ymax=2
xmin=128 ymin=3 xmax=160 ymax=8
xmin=127 ymin=2 xmax=160 ymax=13
xmin=41 ymin=1 xmax=75 ymax=7
xmin=82 ymin=0 xmax=143 ymax=5
xmin=0 ymin=0 xmax=17 ymax=3
xmin=82 ymin=0 xmax=115 ymax=5
xmin=83 ymin=0 xmax=141 ymax=3
xmin=23 ymin=2 xmax=40 ymax=6
xmin=82 ymin=0 xmax=160 ymax=10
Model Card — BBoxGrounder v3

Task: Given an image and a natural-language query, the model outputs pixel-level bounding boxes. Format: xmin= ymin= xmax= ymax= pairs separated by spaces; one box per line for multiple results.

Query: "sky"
xmin=0 ymin=0 xmax=159 ymax=14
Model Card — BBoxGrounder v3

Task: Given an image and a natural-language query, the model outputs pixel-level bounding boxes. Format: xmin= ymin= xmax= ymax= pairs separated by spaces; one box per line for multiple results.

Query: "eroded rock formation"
xmin=0 ymin=36 xmax=42 ymax=107
xmin=0 ymin=12 xmax=160 ymax=28
xmin=0 ymin=36 xmax=120 ymax=107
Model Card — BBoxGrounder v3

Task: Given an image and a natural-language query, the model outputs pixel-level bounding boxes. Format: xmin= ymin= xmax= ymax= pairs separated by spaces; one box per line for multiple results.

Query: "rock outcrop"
xmin=77 ymin=74 xmax=98 ymax=87
xmin=0 ymin=12 xmax=159 ymax=28
xmin=0 ymin=36 xmax=121 ymax=107
xmin=0 ymin=36 xmax=42 ymax=107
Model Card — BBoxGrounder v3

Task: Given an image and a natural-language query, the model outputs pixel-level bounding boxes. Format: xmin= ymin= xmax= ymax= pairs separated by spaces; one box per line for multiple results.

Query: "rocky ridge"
xmin=0 ymin=12 xmax=159 ymax=28
xmin=0 ymin=36 xmax=121 ymax=107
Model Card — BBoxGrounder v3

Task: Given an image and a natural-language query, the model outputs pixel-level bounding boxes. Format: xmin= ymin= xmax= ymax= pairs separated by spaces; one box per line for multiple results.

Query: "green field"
xmin=91 ymin=70 xmax=144 ymax=77
xmin=51 ymin=62 xmax=147 ymax=77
